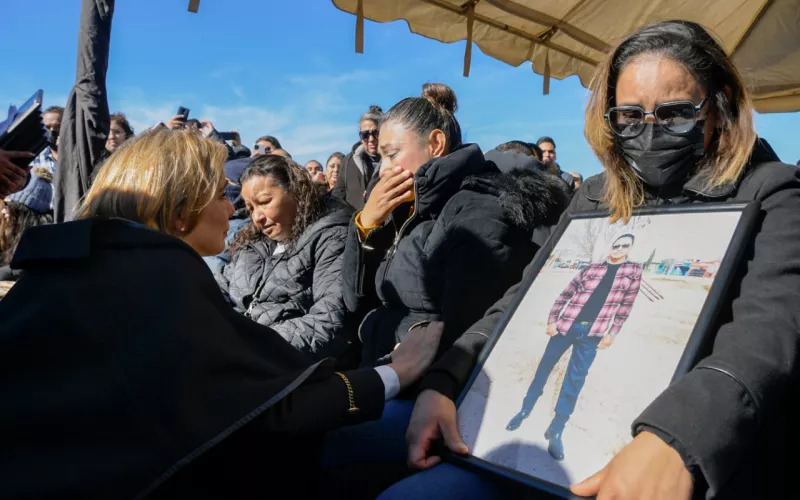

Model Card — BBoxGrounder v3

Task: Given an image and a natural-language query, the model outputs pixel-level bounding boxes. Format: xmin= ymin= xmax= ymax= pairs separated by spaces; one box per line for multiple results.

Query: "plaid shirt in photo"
xmin=548 ymin=261 xmax=643 ymax=337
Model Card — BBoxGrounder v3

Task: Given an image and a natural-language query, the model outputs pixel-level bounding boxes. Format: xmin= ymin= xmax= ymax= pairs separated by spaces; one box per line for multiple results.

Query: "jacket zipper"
xmin=379 ymin=186 xmax=419 ymax=287
xmin=245 ymin=245 xmax=287 ymax=319
xmin=356 ymin=225 xmax=379 ymax=296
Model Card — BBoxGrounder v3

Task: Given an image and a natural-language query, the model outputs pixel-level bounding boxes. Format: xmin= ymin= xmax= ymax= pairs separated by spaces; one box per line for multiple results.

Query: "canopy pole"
xmin=188 ymin=0 xmax=199 ymax=13
xmin=463 ymin=3 xmax=476 ymax=77
xmin=356 ymin=0 xmax=365 ymax=54
xmin=543 ymin=49 xmax=551 ymax=95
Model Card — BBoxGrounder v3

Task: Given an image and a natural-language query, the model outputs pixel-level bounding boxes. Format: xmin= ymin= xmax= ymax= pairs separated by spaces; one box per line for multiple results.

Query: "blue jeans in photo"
xmin=521 ymin=322 xmax=602 ymax=427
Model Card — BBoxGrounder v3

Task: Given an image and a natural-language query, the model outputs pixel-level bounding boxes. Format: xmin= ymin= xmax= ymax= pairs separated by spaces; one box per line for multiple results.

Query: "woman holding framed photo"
xmin=395 ymin=20 xmax=800 ymax=500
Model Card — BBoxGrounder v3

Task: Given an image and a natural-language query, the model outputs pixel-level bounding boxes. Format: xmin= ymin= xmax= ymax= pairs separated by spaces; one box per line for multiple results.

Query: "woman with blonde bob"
xmin=0 ymin=128 xmax=444 ymax=499
xmin=384 ymin=20 xmax=800 ymax=500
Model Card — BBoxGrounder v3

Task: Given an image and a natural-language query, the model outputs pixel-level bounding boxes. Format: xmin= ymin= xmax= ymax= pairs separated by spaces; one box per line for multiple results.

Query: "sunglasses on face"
xmin=359 ymin=129 xmax=379 ymax=141
xmin=605 ymin=96 xmax=708 ymax=138
xmin=612 ymin=243 xmax=631 ymax=250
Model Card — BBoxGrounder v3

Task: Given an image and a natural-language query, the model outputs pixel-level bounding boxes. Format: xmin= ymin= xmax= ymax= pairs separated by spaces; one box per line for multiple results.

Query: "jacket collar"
xmin=11 ymin=218 xmax=199 ymax=269
xmin=413 ymin=143 xmax=495 ymax=217
xmin=583 ymin=138 xmax=778 ymax=204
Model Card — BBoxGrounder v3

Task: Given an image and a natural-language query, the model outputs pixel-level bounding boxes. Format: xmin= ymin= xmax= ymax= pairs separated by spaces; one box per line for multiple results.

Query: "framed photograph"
xmin=449 ymin=202 xmax=760 ymax=498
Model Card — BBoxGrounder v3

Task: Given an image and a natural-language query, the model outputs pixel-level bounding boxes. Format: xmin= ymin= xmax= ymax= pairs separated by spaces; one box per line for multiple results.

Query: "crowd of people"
xmin=1 ymin=1 xmax=799 ymax=499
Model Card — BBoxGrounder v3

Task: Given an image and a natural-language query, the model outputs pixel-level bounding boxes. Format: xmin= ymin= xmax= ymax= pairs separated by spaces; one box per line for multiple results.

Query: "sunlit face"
xmin=241 ymin=175 xmax=298 ymax=243
xmin=181 ymin=179 xmax=234 ymax=257
xmin=258 ymin=140 xmax=276 ymax=152
xmin=539 ymin=141 xmax=556 ymax=165
xmin=106 ymin=121 xmax=128 ymax=153
xmin=304 ymin=161 xmax=323 ymax=176
xmin=360 ymin=119 xmax=380 ymax=156
xmin=326 ymin=157 xmax=341 ymax=189
xmin=378 ymin=121 xmax=435 ymax=175
xmin=43 ymin=112 xmax=62 ymax=133
xmin=615 ymin=56 xmax=713 ymax=149
xmin=608 ymin=236 xmax=634 ymax=263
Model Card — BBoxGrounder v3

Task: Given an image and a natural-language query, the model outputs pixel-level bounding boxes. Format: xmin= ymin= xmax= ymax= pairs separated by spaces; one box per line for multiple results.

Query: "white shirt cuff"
xmin=374 ymin=365 xmax=401 ymax=401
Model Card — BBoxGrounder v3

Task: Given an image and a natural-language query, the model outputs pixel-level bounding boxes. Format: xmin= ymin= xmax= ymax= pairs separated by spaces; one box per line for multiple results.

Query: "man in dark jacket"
xmin=53 ymin=0 xmax=113 ymax=222
xmin=506 ymin=235 xmax=644 ymax=461
xmin=216 ymin=198 xmax=355 ymax=362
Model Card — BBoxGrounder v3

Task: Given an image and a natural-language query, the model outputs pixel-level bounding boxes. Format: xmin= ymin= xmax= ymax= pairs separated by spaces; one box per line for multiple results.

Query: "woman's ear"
xmin=173 ymin=216 xmax=189 ymax=236
xmin=427 ymin=129 xmax=449 ymax=158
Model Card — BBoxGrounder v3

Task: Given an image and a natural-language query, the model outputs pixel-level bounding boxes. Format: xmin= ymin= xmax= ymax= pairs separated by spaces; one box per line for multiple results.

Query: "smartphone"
xmin=218 ymin=132 xmax=237 ymax=141
xmin=176 ymin=106 xmax=190 ymax=120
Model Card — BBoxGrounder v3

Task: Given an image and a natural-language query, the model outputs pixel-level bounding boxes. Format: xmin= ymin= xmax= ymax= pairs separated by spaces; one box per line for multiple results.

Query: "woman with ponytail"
xmin=343 ymin=83 xmax=569 ymax=385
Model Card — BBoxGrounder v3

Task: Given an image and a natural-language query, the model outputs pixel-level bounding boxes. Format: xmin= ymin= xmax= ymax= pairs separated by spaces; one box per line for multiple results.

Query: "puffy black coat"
xmin=216 ymin=197 xmax=354 ymax=361
xmin=343 ymin=144 xmax=570 ymax=367
xmin=421 ymin=140 xmax=800 ymax=499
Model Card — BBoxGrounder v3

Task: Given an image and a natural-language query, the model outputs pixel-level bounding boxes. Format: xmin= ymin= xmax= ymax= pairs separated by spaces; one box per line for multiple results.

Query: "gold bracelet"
xmin=335 ymin=372 xmax=360 ymax=413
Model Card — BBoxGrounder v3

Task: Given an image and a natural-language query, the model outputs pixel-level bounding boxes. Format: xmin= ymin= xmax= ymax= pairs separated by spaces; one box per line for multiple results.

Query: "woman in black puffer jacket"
xmin=342 ymin=83 xmax=570 ymax=369
xmin=216 ymin=155 xmax=355 ymax=363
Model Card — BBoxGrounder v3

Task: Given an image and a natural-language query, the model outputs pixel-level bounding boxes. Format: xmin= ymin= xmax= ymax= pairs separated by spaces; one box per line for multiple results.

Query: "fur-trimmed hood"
xmin=462 ymin=166 xmax=571 ymax=234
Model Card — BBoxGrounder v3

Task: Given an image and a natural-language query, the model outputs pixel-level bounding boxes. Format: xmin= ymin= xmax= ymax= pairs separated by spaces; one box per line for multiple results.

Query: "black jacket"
xmin=216 ymin=197 xmax=354 ymax=361
xmin=332 ymin=144 xmax=379 ymax=209
xmin=0 ymin=218 xmax=384 ymax=499
xmin=484 ymin=148 xmax=546 ymax=174
xmin=344 ymin=144 xmax=570 ymax=368
xmin=421 ymin=140 xmax=800 ymax=499
xmin=53 ymin=0 xmax=113 ymax=222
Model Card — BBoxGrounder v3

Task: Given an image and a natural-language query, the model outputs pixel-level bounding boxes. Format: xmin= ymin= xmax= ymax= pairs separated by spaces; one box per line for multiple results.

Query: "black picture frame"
xmin=445 ymin=202 xmax=761 ymax=499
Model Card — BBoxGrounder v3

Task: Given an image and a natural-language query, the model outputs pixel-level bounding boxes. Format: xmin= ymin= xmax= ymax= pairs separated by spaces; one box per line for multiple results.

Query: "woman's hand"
xmin=407 ymin=389 xmax=469 ymax=469
xmin=230 ymin=130 xmax=242 ymax=147
xmin=388 ymin=321 xmax=443 ymax=390
xmin=571 ymin=431 xmax=693 ymax=500
xmin=166 ymin=114 xmax=186 ymax=130
xmin=200 ymin=121 xmax=217 ymax=138
xmin=360 ymin=166 xmax=414 ymax=228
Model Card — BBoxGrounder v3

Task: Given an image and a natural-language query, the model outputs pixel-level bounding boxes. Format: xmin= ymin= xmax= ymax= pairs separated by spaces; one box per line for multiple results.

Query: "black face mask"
xmin=619 ymin=123 xmax=705 ymax=188
xmin=45 ymin=128 xmax=59 ymax=151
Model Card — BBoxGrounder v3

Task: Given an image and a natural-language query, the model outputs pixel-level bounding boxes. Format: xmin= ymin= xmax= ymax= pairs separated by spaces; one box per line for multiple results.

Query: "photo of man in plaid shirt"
xmin=506 ymin=233 xmax=643 ymax=462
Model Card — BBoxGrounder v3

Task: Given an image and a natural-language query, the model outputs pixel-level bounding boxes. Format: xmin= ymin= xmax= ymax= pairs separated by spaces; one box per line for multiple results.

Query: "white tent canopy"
xmin=329 ymin=0 xmax=800 ymax=113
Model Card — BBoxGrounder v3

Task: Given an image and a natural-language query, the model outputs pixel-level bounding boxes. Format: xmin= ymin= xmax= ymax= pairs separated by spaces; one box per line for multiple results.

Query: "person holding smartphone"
xmin=0 ymin=149 xmax=33 ymax=197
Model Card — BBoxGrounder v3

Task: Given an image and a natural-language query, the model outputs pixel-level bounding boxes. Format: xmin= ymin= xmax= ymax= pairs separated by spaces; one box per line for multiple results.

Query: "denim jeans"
xmin=521 ymin=322 xmax=602 ymax=426
xmin=378 ymin=463 xmax=512 ymax=499
xmin=318 ymin=400 xmax=416 ymax=498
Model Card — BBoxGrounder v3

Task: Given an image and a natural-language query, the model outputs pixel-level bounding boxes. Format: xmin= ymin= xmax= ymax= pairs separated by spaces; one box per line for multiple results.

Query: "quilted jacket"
xmin=216 ymin=197 xmax=354 ymax=361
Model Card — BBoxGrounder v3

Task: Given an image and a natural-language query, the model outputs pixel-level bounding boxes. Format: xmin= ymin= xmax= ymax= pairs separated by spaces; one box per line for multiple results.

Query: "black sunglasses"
xmin=605 ymin=96 xmax=708 ymax=138
xmin=612 ymin=243 xmax=631 ymax=250
xmin=359 ymin=129 xmax=379 ymax=141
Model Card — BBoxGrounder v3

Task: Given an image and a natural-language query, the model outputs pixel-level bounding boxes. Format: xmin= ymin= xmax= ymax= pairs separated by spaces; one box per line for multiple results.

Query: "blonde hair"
xmin=585 ymin=20 xmax=757 ymax=222
xmin=76 ymin=128 xmax=228 ymax=235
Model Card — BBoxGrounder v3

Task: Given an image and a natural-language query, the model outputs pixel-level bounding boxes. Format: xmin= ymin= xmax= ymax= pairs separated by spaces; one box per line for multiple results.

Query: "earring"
xmin=181 ymin=227 xmax=187 ymax=232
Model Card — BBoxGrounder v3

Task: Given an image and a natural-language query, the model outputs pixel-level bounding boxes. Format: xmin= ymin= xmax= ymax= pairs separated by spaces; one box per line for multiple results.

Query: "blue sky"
xmin=3 ymin=0 xmax=799 ymax=176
